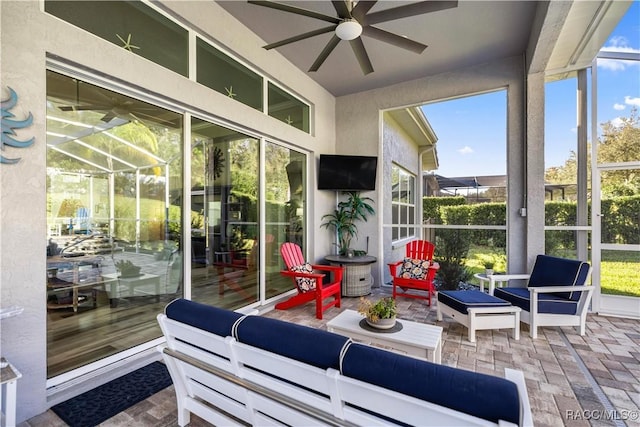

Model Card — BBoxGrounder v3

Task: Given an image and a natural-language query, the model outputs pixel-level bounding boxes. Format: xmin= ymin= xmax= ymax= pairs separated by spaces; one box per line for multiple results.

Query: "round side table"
xmin=325 ymin=255 xmax=377 ymax=297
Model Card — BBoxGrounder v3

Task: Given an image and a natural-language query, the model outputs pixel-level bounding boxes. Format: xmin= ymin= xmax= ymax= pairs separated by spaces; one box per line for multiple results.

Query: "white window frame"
xmin=391 ymin=164 xmax=417 ymax=244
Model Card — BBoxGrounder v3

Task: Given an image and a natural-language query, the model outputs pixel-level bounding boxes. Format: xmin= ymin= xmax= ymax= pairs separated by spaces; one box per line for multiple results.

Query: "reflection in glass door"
xmin=190 ymin=121 xmax=305 ymax=307
xmin=191 ymin=118 xmax=261 ymax=309
xmin=46 ymin=70 xmax=184 ymax=380
xmin=264 ymin=142 xmax=307 ymax=300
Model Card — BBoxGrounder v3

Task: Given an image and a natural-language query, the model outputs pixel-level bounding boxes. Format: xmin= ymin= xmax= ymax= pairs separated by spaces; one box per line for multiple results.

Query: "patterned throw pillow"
xmin=290 ymin=263 xmax=316 ymax=293
xmin=398 ymin=258 xmax=430 ymax=280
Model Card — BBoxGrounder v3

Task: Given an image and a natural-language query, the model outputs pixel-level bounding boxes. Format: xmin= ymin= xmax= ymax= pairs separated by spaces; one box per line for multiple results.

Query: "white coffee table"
xmin=102 ymin=272 xmax=162 ymax=305
xmin=327 ymin=309 xmax=442 ymax=363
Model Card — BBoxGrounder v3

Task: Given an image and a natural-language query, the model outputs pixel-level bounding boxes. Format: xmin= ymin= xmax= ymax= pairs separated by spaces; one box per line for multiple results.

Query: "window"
xmin=46 ymin=0 xmax=312 ymax=132
xmin=45 ymin=1 xmax=188 ymax=76
xmin=196 ymin=37 xmax=263 ymax=111
xmin=391 ymin=164 xmax=416 ymax=242
xmin=268 ymin=83 xmax=310 ymax=133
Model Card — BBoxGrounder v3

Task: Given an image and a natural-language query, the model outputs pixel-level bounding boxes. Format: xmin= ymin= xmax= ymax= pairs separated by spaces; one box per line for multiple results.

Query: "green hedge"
xmin=426 ymin=195 xmax=640 ymax=248
xmin=423 ymin=196 xmax=465 ymax=222
xmin=602 ymin=196 xmax=640 ymax=244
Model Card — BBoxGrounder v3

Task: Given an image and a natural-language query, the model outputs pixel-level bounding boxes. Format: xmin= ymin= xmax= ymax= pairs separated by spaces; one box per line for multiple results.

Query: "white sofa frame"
xmin=157 ymin=312 xmax=533 ymax=427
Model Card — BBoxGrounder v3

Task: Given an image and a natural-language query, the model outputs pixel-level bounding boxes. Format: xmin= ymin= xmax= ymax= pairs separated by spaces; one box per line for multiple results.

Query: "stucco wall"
xmin=0 ymin=0 xmax=337 ymax=421
xmin=335 ymin=55 xmax=535 ymax=287
xmin=0 ymin=2 xmax=49 ymax=421
xmin=381 ymin=113 xmax=422 ymax=285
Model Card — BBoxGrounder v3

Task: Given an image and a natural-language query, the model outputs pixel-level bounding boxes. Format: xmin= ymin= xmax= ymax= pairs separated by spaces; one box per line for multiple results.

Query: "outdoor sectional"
xmin=158 ymin=298 xmax=532 ymax=426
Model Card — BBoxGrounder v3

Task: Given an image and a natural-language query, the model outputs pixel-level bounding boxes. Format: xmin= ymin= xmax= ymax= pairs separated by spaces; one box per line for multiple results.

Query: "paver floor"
xmin=23 ymin=287 xmax=640 ymax=426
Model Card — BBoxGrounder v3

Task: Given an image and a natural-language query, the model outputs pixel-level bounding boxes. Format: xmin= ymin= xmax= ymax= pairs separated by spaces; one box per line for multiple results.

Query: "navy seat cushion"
xmin=529 ymin=255 xmax=590 ymax=301
xmin=235 ymin=315 xmax=350 ymax=370
xmin=341 ymin=343 xmax=520 ymax=425
xmin=438 ymin=290 xmax=511 ymax=315
xmin=165 ymin=298 xmax=243 ymax=337
xmin=494 ymin=287 xmax=578 ymax=315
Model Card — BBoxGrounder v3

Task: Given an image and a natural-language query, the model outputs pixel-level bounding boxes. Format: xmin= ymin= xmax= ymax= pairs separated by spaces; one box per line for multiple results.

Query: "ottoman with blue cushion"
xmin=437 ymin=290 xmax=521 ymax=342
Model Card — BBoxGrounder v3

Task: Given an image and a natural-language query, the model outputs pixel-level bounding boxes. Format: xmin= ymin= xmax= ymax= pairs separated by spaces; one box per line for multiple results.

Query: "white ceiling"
xmin=217 ymin=1 xmax=539 ymax=96
xmin=216 ymin=1 xmax=632 ymax=97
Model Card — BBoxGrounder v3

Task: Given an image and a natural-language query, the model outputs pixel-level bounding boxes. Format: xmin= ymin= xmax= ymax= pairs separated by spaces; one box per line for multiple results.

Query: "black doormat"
xmin=51 ymin=361 xmax=172 ymax=427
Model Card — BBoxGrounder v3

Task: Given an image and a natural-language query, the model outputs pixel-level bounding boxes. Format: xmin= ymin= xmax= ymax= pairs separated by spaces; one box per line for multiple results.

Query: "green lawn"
xmin=600 ymin=250 xmax=640 ymax=297
xmin=465 ymin=246 xmax=640 ymax=297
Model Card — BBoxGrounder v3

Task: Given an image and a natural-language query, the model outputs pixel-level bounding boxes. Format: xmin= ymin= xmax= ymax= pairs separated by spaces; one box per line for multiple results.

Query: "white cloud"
xmin=624 ymin=96 xmax=640 ymax=107
xmin=610 ymin=117 xmax=625 ymax=128
xmin=457 ymin=146 xmax=473 ymax=155
xmin=613 ymin=103 xmax=626 ymax=110
xmin=598 ymin=37 xmax=640 ymax=71
xmin=598 ymin=59 xmax=626 ymax=71
xmin=570 ymin=127 xmax=577 ymax=133
xmin=608 ymin=36 xmax=630 ymax=48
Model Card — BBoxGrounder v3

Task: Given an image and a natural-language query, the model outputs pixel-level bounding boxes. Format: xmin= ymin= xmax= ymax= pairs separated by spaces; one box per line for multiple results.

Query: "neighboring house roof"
xmin=386 ymin=107 xmax=439 ymax=171
xmin=434 ymin=174 xmax=507 ymax=190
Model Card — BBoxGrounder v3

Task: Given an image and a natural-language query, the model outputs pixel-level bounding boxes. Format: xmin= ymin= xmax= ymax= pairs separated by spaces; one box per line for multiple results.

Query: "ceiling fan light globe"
xmin=336 ymin=19 xmax=362 ymax=40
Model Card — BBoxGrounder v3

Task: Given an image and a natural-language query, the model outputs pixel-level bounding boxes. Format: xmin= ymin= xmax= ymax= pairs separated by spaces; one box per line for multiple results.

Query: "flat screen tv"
xmin=318 ymin=154 xmax=378 ymax=191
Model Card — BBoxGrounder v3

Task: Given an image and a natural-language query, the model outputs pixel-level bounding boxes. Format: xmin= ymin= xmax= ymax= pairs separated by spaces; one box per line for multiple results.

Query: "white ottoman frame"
xmin=437 ymin=301 xmax=521 ymax=343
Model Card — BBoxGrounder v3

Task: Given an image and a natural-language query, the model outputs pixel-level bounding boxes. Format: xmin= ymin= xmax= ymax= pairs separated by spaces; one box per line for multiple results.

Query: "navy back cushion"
xmin=341 ymin=343 xmax=521 ymax=425
xmin=236 ymin=315 xmax=350 ymax=370
xmin=165 ymin=298 xmax=243 ymax=337
xmin=529 ymin=255 xmax=590 ymax=300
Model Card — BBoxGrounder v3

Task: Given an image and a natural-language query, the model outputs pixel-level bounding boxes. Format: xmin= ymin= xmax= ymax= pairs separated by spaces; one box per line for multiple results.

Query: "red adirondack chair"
xmin=388 ymin=239 xmax=439 ymax=306
xmin=276 ymin=243 xmax=343 ymax=319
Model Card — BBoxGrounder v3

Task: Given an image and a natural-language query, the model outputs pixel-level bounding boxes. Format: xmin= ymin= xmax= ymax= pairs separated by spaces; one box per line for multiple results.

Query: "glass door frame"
xmin=590 ymin=52 xmax=640 ymax=317
xmin=591 ymin=161 xmax=640 ymax=316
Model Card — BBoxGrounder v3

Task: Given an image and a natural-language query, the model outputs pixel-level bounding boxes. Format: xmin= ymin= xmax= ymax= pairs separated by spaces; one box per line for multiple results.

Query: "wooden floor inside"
xmin=47 ymin=259 xmax=291 ymax=378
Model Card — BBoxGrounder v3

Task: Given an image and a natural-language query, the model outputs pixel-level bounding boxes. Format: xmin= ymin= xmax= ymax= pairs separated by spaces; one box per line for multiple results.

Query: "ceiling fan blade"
xmin=101 ymin=111 xmax=117 ymax=123
xmin=264 ymin=26 xmax=336 ymax=50
xmin=331 ymin=1 xmax=350 ymax=19
xmin=59 ymin=105 xmax=112 ymax=112
xmin=309 ymin=35 xmax=341 ymax=72
xmin=352 ymin=1 xmax=377 ymax=21
xmin=364 ymin=1 xmax=458 ymax=26
xmin=362 ymin=26 xmax=427 ymax=54
xmin=248 ymin=1 xmax=340 ymax=24
xmin=350 ymin=38 xmax=374 ymax=75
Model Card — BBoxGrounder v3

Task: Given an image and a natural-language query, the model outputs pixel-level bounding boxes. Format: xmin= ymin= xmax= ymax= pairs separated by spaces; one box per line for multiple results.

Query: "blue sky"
xmin=421 ymin=1 xmax=640 ymax=178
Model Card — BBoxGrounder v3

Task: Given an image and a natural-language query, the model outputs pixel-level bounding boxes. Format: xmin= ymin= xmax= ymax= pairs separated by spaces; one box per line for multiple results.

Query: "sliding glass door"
xmin=190 ymin=118 xmax=261 ymax=308
xmin=46 ymin=70 xmax=184 ymax=379
xmin=46 ymin=70 xmax=310 ymax=382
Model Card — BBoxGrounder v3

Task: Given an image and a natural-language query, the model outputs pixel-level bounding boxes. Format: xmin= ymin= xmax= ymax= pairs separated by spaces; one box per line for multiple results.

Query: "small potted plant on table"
xmin=358 ymin=297 xmax=397 ymax=329
xmin=483 ymin=260 xmax=495 ymax=276
xmin=115 ymin=260 xmax=141 ymax=278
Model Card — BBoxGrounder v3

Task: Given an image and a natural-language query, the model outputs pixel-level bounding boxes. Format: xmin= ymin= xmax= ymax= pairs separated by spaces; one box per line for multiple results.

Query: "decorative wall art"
xmin=116 ymin=33 xmax=140 ymax=52
xmin=1 ymin=87 xmax=35 ymax=164
xmin=225 ymin=86 xmax=237 ymax=99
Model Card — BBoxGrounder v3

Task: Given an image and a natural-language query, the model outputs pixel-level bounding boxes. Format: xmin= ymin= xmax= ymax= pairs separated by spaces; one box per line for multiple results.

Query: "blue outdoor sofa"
xmin=158 ymin=298 xmax=533 ymax=426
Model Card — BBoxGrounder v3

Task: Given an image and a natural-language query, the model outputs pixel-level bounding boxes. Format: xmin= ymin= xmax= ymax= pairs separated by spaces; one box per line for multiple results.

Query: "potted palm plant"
xmin=320 ymin=191 xmax=375 ymax=256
